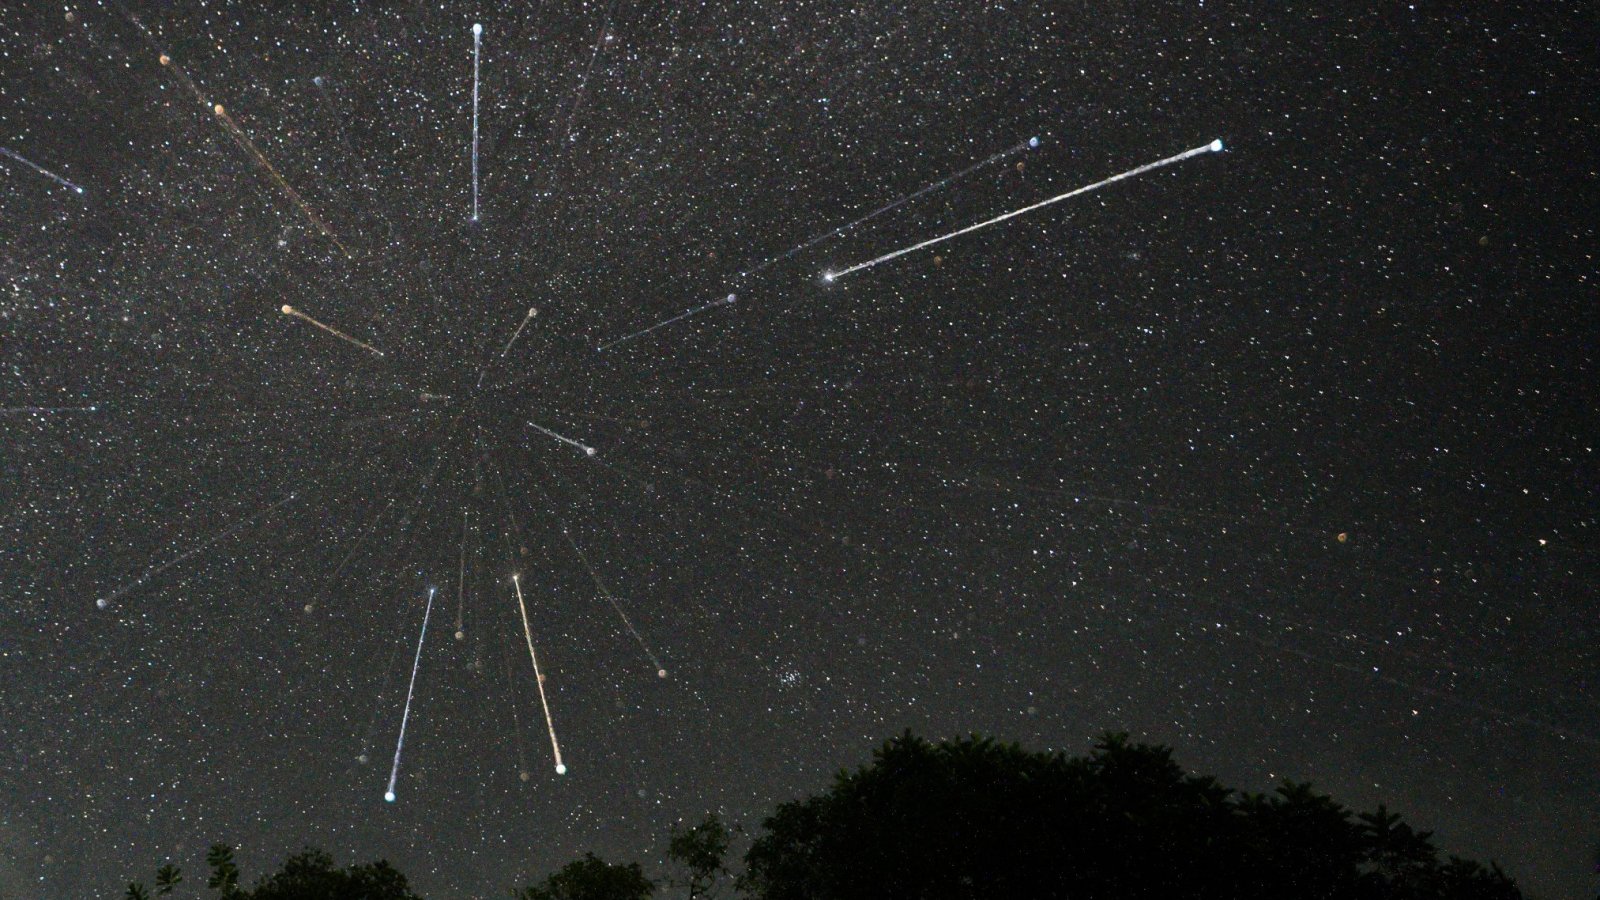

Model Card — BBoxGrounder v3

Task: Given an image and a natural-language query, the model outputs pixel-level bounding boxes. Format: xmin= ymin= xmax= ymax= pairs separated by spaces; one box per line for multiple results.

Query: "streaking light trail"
xmin=501 ymin=307 xmax=538 ymax=356
xmin=0 ymin=146 xmax=85 ymax=194
xmin=511 ymin=574 xmax=566 ymax=774
xmin=128 ymin=13 xmax=351 ymax=258
xmin=94 ymin=492 xmax=299 ymax=609
xmin=595 ymin=293 xmax=736 ymax=352
xmin=0 ymin=405 xmax=99 ymax=414
xmin=471 ymin=23 xmax=483 ymax=222
xmin=825 ymin=138 xmax=1224 ymax=281
xmin=280 ymin=304 xmax=386 ymax=357
xmin=741 ymin=136 xmax=1040 ymax=278
xmin=385 ymin=586 xmax=436 ymax=802
xmin=526 ymin=420 xmax=597 ymax=457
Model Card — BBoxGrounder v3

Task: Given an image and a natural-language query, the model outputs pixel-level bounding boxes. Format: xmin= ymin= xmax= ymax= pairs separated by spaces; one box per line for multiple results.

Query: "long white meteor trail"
xmin=471 ymin=23 xmax=483 ymax=222
xmin=386 ymin=586 xmax=436 ymax=802
xmin=826 ymin=139 xmax=1224 ymax=281
xmin=0 ymin=146 xmax=85 ymax=194
xmin=527 ymin=420 xmax=597 ymax=457
xmin=511 ymin=574 xmax=566 ymax=774
xmin=95 ymin=492 xmax=299 ymax=609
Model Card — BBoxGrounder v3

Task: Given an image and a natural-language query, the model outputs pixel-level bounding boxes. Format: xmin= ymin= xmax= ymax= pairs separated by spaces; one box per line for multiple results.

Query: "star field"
xmin=2 ymin=2 xmax=1596 ymax=898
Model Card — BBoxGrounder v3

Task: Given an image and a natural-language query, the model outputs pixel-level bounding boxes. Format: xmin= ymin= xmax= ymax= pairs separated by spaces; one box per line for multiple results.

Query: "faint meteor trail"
xmin=280 ymin=305 xmax=385 ymax=357
xmin=501 ymin=307 xmax=538 ymax=356
xmin=596 ymin=294 xmax=736 ymax=352
xmin=826 ymin=139 xmax=1224 ymax=281
xmin=94 ymin=492 xmax=299 ymax=609
xmin=526 ymin=420 xmax=597 ymax=457
xmin=386 ymin=586 xmax=436 ymax=802
xmin=0 ymin=147 xmax=85 ymax=194
xmin=471 ymin=23 xmax=483 ymax=222
xmin=0 ymin=405 xmax=99 ymax=414
xmin=741 ymin=136 xmax=1040 ymax=279
xmin=511 ymin=574 xmax=567 ymax=774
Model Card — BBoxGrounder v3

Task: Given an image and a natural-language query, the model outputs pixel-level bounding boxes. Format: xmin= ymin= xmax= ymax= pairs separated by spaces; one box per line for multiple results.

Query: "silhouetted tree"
xmin=247 ymin=848 xmax=421 ymax=900
xmin=739 ymin=731 xmax=1522 ymax=900
xmin=667 ymin=814 xmax=733 ymax=899
xmin=514 ymin=853 xmax=654 ymax=900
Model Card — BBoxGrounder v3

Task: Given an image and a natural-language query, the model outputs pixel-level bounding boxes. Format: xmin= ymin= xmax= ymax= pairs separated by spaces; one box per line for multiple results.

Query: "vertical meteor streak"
xmin=280 ymin=304 xmax=386 ymax=357
xmin=455 ymin=508 xmax=469 ymax=637
xmin=385 ymin=586 xmax=436 ymax=803
xmin=511 ymin=575 xmax=566 ymax=774
xmin=95 ymin=492 xmax=299 ymax=609
xmin=826 ymin=139 xmax=1225 ymax=280
xmin=471 ymin=22 xmax=482 ymax=222
xmin=0 ymin=146 xmax=85 ymax=194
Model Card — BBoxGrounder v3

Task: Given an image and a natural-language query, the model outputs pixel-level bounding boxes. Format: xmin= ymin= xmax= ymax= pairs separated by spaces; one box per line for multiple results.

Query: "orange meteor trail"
xmin=145 ymin=33 xmax=350 ymax=258
xmin=280 ymin=304 xmax=385 ymax=357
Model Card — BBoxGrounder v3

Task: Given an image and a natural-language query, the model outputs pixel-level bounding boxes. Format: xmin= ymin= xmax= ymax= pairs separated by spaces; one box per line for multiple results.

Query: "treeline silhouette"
xmin=123 ymin=731 xmax=1522 ymax=899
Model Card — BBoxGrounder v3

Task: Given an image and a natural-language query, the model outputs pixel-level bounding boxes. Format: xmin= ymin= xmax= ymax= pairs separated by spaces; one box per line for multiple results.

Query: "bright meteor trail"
xmin=386 ymin=586 xmax=436 ymax=803
xmin=826 ymin=139 xmax=1224 ymax=281
xmin=281 ymin=304 xmax=385 ymax=357
xmin=512 ymin=574 xmax=566 ymax=774
xmin=0 ymin=146 xmax=85 ymax=194
xmin=527 ymin=420 xmax=597 ymax=457
xmin=471 ymin=23 xmax=483 ymax=222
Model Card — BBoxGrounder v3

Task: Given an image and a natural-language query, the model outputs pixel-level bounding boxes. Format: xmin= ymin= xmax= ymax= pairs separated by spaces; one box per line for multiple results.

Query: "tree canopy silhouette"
xmin=121 ymin=731 xmax=1523 ymax=899
xmin=739 ymin=732 xmax=1520 ymax=900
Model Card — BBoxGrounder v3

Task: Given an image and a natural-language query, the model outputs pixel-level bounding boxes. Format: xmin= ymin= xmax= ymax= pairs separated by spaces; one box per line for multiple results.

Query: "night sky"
xmin=2 ymin=2 xmax=1596 ymax=897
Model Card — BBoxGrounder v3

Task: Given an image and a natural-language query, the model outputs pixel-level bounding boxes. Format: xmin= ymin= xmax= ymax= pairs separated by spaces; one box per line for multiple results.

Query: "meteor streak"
xmin=826 ymin=139 xmax=1224 ymax=280
xmin=511 ymin=574 xmax=566 ymax=774
xmin=501 ymin=307 xmax=538 ymax=356
xmin=0 ymin=405 xmax=99 ymax=414
xmin=281 ymin=304 xmax=385 ymax=357
xmin=133 ymin=20 xmax=351 ymax=257
xmin=595 ymin=294 xmax=736 ymax=352
xmin=742 ymin=136 xmax=1040 ymax=278
xmin=0 ymin=147 xmax=85 ymax=194
xmin=95 ymin=492 xmax=299 ymax=609
xmin=385 ymin=586 xmax=436 ymax=802
xmin=526 ymin=420 xmax=597 ymax=457
xmin=471 ymin=23 xmax=483 ymax=222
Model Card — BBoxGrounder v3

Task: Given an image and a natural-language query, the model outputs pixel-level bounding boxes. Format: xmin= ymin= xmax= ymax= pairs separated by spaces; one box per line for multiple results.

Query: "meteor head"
xmin=213 ymin=104 xmax=226 ymax=117
xmin=725 ymin=293 xmax=737 ymax=304
xmin=657 ymin=668 xmax=668 ymax=679
xmin=74 ymin=185 xmax=85 ymax=195
xmin=584 ymin=446 xmax=597 ymax=457
xmin=280 ymin=304 xmax=295 ymax=315
xmin=473 ymin=22 xmax=483 ymax=35
xmin=528 ymin=307 xmax=538 ymax=317
xmin=454 ymin=630 xmax=465 ymax=641
xmin=1209 ymin=138 xmax=1224 ymax=152
xmin=158 ymin=54 xmax=171 ymax=66
xmin=312 ymin=75 xmax=324 ymax=87
xmin=555 ymin=763 xmax=567 ymax=775
xmin=1029 ymin=136 xmax=1041 ymax=149
xmin=384 ymin=791 xmax=396 ymax=803
xmin=95 ymin=598 xmax=108 ymax=610
xmin=823 ymin=271 xmax=836 ymax=283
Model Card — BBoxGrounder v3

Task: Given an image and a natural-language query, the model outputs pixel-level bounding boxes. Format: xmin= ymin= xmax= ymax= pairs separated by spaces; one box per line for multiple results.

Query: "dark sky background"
xmin=2 ymin=1 xmax=1596 ymax=897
